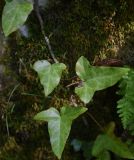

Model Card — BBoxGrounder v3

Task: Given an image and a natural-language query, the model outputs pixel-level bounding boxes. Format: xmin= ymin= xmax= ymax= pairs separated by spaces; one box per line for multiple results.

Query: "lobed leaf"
xmin=34 ymin=106 xmax=87 ymax=159
xmin=92 ymin=134 xmax=134 ymax=159
xmin=75 ymin=56 xmax=130 ymax=103
xmin=2 ymin=0 xmax=33 ymax=36
xmin=33 ymin=60 xmax=66 ymax=96
xmin=96 ymin=151 xmax=111 ymax=160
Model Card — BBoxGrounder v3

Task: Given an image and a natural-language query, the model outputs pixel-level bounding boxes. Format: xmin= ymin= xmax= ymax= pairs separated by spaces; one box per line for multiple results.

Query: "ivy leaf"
xmin=96 ymin=151 xmax=111 ymax=160
xmin=2 ymin=0 xmax=33 ymax=36
xmin=34 ymin=106 xmax=87 ymax=159
xmin=75 ymin=56 xmax=91 ymax=80
xmin=75 ymin=56 xmax=130 ymax=103
xmin=75 ymin=82 xmax=94 ymax=104
xmin=92 ymin=134 xmax=134 ymax=159
xmin=33 ymin=60 xmax=66 ymax=96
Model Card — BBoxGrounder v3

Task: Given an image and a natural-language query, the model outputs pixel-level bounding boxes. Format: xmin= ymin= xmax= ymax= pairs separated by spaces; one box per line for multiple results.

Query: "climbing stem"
xmin=34 ymin=0 xmax=58 ymax=63
xmin=87 ymin=112 xmax=104 ymax=132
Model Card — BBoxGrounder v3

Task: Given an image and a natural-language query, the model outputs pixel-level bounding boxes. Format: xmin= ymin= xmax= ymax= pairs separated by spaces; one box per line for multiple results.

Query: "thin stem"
xmin=87 ymin=112 xmax=104 ymax=132
xmin=21 ymin=92 xmax=42 ymax=97
xmin=66 ymin=81 xmax=80 ymax=88
xmin=6 ymin=115 xmax=9 ymax=137
xmin=7 ymin=84 xmax=20 ymax=103
xmin=34 ymin=0 xmax=58 ymax=63
xmin=6 ymin=83 xmax=20 ymax=137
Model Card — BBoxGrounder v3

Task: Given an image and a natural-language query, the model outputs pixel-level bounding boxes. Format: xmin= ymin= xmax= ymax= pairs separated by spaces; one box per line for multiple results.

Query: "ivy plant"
xmin=75 ymin=56 xmax=130 ymax=103
xmin=92 ymin=122 xmax=134 ymax=160
xmin=33 ymin=57 xmax=131 ymax=159
xmin=2 ymin=0 xmax=33 ymax=36
xmin=2 ymin=1 xmax=134 ymax=160
xmin=34 ymin=106 xmax=87 ymax=159
xmin=93 ymin=133 xmax=134 ymax=159
xmin=33 ymin=60 xmax=66 ymax=96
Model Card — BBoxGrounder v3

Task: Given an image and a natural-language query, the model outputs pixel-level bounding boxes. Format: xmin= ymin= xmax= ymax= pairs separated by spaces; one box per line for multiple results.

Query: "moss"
xmin=1 ymin=0 xmax=134 ymax=159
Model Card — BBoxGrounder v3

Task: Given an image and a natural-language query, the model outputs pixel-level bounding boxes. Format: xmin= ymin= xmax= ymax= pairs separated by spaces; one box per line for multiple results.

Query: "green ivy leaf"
xmin=92 ymin=134 xmax=134 ymax=159
xmin=2 ymin=0 xmax=33 ymax=36
xmin=75 ymin=56 xmax=91 ymax=80
xmin=75 ymin=56 xmax=130 ymax=103
xmin=34 ymin=106 xmax=87 ymax=159
xmin=96 ymin=151 xmax=111 ymax=160
xmin=75 ymin=81 xmax=95 ymax=104
xmin=33 ymin=60 xmax=66 ymax=96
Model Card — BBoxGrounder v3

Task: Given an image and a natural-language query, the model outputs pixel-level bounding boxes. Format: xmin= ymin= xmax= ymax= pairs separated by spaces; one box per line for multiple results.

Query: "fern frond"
xmin=117 ymin=70 xmax=134 ymax=130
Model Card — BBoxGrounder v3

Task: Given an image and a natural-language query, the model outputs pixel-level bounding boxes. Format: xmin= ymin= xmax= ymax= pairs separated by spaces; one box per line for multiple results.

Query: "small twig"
xmin=21 ymin=92 xmax=42 ymax=97
xmin=5 ymin=115 xmax=10 ymax=137
xmin=34 ymin=0 xmax=58 ymax=63
xmin=87 ymin=112 xmax=104 ymax=132
xmin=6 ymin=83 xmax=20 ymax=137
xmin=19 ymin=58 xmax=28 ymax=75
xmin=66 ymin=81 xmax=80 ymax=88
xmin=7 ymin=84 xmax=20 ymax=103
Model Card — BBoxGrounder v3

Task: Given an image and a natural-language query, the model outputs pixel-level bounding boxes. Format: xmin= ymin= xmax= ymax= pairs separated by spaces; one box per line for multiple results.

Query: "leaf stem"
xmin=6 ymin=83 xmax=20 ymax=137
xmin=66 ymin=81 xmax=80 ymax=88
xmin=34 ymin=0 xmax=58 ymax=63
xmin=87 ymin=112 xmax=104 ymax=132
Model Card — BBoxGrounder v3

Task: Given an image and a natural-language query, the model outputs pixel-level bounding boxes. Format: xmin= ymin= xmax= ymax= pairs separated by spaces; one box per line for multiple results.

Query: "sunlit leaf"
xmin=75 ymin=56 xmax=91 ymax=80
xmin=2 ymin=0 xmax=33 ymax=36
xmin=33 ymin=60 xmax=66 ymax=96
xmin=34 ymin=106 xmax=87 ymax=159
xmin=75 ymin=56 xmax=130 ymax=103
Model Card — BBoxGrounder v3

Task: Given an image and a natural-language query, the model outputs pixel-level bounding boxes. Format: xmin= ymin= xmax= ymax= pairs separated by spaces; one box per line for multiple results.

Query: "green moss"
xmin=1 ymin=0 xmax=134 ymax=159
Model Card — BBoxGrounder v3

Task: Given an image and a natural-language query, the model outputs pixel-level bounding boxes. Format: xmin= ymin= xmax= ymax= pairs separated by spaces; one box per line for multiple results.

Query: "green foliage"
xmin=96 ymin=151 xmax=111 ymax=160
xmin=2 ymin=0 xmax=33 ymax=36
xmin=117 ymin=70 xmax=134 ymax=131
xmin=71 ymin=122 xmax=134 ymax=160
xmin=92 ymin=123 xmax=134 ymax=159
xmin=92 ymin=134 xmax=134 ymax=159
xmin=1 ymin=0 xmax=134 ymax=159
xmin=75 ymin=56 xmax=130 ymax=103
xmin=33 ymin=60 xmax=66 ymax=96
xmin=34 ymin=106 xmax=87 ymax=159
